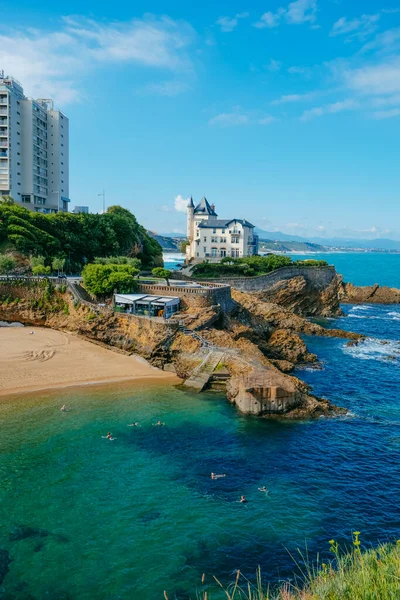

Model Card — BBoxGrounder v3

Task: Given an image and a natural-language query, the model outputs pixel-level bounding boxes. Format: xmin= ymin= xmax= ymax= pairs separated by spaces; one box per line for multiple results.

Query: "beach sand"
xmin=0 ymin=326 xmax=178 ymax=397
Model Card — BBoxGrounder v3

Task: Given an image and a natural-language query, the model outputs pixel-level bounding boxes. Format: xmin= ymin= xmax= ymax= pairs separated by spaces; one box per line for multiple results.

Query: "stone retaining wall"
xmin=188 ymin=266 xmax=337 ymax=293
xmin=137 ymin=282 xmax=234 ymax=312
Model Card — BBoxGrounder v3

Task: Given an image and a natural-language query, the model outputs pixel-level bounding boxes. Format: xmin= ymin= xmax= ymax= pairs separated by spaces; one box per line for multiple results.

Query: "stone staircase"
xmin=183 ymin=349 xmax=225 ymax=392
xmin=179 ymin=326 xmax=215 ymax=348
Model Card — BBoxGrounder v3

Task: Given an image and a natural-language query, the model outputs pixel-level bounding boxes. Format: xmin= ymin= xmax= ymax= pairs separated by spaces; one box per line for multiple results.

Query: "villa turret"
xmin=185 ymin=198 xmax=258 ymax=264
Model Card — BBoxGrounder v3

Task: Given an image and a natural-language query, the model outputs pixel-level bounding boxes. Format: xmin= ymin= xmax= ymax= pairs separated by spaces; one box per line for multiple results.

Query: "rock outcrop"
xmin=0 ymin=279 xmax=361 ymax=419
xmin=252 ymin=272 xmax=343 ymax=317
xmin=339 ymin=282 xmax=400 ymax=304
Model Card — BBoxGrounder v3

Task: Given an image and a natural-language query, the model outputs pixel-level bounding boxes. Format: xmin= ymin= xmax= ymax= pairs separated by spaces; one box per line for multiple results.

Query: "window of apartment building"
xmin=203 ymin=247 xmax=207 ymax=253
xmin=211 ymin=237 xmax=218 ymax=243
xmin=220 ymin=237 xmax=226 ymax=243
xmin=196 ymin=240 xmax=200 ymax=246
xmin=203 ymin=236 xmax=207 ymax=242
xmin=212 ymin=228 xmax=216 ymax=234
xmin=21 ymin=195 xmax=31 ymax=203
xmin=220 ymin=249 xmax=226 ymax=257
xmin=211 ymin=248 xmax=217 ymax=257
xmin=222 ymin=229 xmax=225 ymax=234
xmin=196 ymin=229 xmax=199 ymax=237
xmin=196 ymin=252 xmax=199 ymax=257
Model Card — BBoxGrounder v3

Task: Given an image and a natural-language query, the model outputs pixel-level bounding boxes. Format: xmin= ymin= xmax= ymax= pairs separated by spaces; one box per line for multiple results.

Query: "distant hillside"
xmin=258 ymin=239 xmax=327 ymax=253
xmin=148 ymin=231 xmax=181 ymax=251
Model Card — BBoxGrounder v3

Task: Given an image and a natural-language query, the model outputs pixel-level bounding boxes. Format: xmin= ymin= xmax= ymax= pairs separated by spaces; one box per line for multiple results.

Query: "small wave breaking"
xmin=342 ymin=337 xmax=400 ymax=364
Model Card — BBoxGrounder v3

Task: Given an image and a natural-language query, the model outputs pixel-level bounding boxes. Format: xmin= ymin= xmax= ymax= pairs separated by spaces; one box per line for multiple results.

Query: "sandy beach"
xmin=0 ymin=326 xmax=178 ymax=397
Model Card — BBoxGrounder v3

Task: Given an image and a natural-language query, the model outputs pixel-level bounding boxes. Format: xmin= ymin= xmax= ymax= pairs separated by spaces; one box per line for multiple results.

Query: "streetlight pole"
xmin=98 ymin=190 xmax=106 ymax=214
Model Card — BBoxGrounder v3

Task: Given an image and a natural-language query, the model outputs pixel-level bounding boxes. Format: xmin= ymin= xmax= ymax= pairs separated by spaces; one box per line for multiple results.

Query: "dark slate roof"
xmin=193 ymin=197 xmax=218 ymax=216
xmin=187 ymin=196 xmax=195 ymax=208
xmin=198 ymin=218 xmax=255 ymax=229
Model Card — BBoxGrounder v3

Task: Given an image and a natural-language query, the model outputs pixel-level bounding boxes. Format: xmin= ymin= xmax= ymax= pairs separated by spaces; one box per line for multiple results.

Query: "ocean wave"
xmin=342 ymin=337 xmax=400 ymax=363
xmin=349 ymin=305 xmax=371 ymax=312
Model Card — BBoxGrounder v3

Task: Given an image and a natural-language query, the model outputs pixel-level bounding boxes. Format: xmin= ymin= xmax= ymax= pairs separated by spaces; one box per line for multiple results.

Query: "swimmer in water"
xmin=153 ymin=420 xmax=165 ymax=426
xmin=240 ymin=495 xmax=247 ymax=503
xmin=104 ymin=432 xmax=115 ymax=440
xmin=128 ymin=422 xmax=140 ymax=427
xmin=60 ymin=404 xmax=67 ymax=411
xmin=211 ymin=473 xmax=226 ymax=480
xmin=258 ymin=486 xmax=268 ymax=494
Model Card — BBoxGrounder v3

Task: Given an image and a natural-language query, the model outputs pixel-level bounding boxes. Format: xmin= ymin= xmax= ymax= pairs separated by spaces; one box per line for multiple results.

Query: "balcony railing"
xmin=0 ymin=142 xmax=7 ymax=147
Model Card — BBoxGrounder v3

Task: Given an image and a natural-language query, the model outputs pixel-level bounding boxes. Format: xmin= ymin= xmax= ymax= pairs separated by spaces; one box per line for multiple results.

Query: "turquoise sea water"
xmin=1 ymin=255 xmax=400 ymax=599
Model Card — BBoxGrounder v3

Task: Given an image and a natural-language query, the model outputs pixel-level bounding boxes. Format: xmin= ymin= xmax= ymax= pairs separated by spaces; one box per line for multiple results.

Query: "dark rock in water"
xmin=34 ymin=540 xmax=45 ymax=553
xmin=0 ymin=549 xmax=12 ymax=585
xmin=139 ymin=511 xmax=161 ymax=524
xmin=346 ymin=340 xmax=359 ymax=347
xmin=9 ymin=525 xmax=69 ymax=544
xmin=9 ymin=525 xmax=49 ymax=542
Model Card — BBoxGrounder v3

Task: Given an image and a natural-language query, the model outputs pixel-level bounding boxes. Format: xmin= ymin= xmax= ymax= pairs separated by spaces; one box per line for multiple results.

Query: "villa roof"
xmin=193 ymin=197 xmax=218 ymax=216
xmin=187 ymin=196 xmax=195 ymax=208
xmin=198 ymin=218 xmax=255 ymax=229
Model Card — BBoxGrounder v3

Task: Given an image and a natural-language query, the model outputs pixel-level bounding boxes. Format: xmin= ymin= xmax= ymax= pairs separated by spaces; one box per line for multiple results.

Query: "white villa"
xmin=186 ymin=197 xmax=258 ymax=263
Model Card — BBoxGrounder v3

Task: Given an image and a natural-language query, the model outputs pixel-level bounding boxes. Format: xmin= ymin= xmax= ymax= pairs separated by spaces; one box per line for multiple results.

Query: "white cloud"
xmin=255 ymin=0 xmax=318 ymax=28
xmin=266 ymin=58 xmax=282 ymax=72
xmin=330 ymin=14 xmax=380 ymax=40
xmin=272 ymin=92 xmax=315 ymax=104
xmin=159 ymin=204 xmax=174 ymax=212
xmin=371 ymin=108 xmax=400 ymax=119
xmin=140 ymin=80 xmax=190 ymax=96
xmin=209 ymin=111 xmax=249 ymax=126
xmin=216 ymin=12 xmax=249 ymax=32
xmin=300 ymin=98 xmax=359 ymax=121
xmin=174 ymin=195 xmax=190 ymax=213
xmin=258 ymin=115 xmax=276 ymax=125
xmin=254 ymin=11 xmax=284 ymax=29
xmin=0 ymin=15 xmax=195 ymax=104
xmin=286 ymin=0 xmax=318 ymax=24
xmin=209 ymin=110 xmax=276 ymax=126
xmin=372 ymin=94 xmax=400 ymax=107
xmin=288 ymin=65 xmax=309 ymax=74
xmin=343 ymin=59 xmax=400 ymax=95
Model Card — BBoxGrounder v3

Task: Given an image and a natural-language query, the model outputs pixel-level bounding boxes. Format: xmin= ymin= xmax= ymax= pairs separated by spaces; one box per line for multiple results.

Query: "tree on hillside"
xmin=0 ymin=255 xmax=16 ymax=274
xmin=52 ymin=257 xmax=66 ymax=276
xmin=0 ymin=195 xmax=15 ymax=205
xmin=179 ymin=240 xmax=189 ymax=253
xmin=82 ymin=263 xmax=139 ymax=298
xmin=152 ymin=267 xmax=172 ymax=286
xmin=30 ymin=255 xmax=51 ymax=276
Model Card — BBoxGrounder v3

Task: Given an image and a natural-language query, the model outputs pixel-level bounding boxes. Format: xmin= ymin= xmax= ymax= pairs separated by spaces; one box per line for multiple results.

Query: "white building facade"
xmin=186 ymin=197 xmax=259 ymax=263
xmin=0 ymin=72 xmax=70 ymax=213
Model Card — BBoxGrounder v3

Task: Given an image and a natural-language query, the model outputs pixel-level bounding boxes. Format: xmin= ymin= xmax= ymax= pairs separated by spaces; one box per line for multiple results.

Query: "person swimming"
xmin=240 ymin=495 xmax=247 ymax=503
xmin=128 ymin=422 xmax=140 ymax=427
xmin=211 ymin=473 xmax=226 ymax=479
xmin=60 ymin=404 xmax=67 ymax=411
xmin=153 ymin=420 xmax=165 ymax=426
xmin=102 ymin=432 xmax=115 ymax=440
xmin=258 ymin=486 xmax=268 ymax=494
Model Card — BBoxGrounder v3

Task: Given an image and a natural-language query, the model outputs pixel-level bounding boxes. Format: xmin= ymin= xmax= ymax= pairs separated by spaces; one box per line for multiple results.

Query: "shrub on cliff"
xmin=192 ymin=255 xmax=293 ymax=278
xmin=82 ymin=263 xmax=139 ymax=297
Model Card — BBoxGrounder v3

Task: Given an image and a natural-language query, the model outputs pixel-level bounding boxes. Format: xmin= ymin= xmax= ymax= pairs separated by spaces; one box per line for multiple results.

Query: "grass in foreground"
xmin=164 ymin=535 xmax=400 ymax=600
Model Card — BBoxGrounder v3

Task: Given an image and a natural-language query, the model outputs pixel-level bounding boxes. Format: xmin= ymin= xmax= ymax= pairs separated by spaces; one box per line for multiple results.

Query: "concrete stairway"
xmin=179 ymin=326 xmax=215 ymax=348
xmin=183 ymin=349 xmax=225 ymax=392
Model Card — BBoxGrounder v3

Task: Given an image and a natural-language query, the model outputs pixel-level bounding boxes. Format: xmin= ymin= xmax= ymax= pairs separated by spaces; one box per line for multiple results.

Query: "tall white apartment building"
xmin=0 ymin=72 xmax=70 ymax=213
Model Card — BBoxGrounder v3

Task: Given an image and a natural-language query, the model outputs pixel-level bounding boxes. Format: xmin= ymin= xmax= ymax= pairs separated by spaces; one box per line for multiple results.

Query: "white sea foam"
xmin=388 ymin=311 xmax=400 ymax=320
xmin=342 ymin=337 xmax=400 ymax=363
xmin=350 ymin=305 xmax=371 ymax=312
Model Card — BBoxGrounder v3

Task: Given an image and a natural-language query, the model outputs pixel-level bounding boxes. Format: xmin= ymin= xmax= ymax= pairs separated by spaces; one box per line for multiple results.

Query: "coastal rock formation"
xmin=339 ymin=282 xmax=400 ymax=304
xmin=0 ymin=279 xmax=361 ymax=419
xmin=253 ymin=272 xmax=343 ymax=317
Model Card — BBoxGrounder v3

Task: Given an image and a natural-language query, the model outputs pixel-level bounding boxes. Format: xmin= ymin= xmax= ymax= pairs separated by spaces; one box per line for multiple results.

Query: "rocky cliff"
xmin=0 ymin=280 xmax=361 ymax=419
xmin=339 ymin=282 xmax=400 ymax=304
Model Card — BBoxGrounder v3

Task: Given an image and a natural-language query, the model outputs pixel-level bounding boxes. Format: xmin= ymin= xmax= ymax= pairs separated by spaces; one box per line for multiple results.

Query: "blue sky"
xmin=1 ymin=0 xmax=400 ymax=239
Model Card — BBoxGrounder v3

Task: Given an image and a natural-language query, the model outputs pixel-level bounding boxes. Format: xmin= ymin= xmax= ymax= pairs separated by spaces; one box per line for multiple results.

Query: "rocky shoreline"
xmin=0 ymin=275 xmax=368 ymax=421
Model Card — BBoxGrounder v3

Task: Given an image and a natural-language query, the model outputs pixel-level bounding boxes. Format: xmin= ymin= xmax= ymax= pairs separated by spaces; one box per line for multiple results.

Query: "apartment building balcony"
xmin=0 ymin=141 xmax=7 ymax=147
xmin=0 ymin=151 xmax=8 ymax=158
xmin=0 ymin=130 xmax=7 ymax=137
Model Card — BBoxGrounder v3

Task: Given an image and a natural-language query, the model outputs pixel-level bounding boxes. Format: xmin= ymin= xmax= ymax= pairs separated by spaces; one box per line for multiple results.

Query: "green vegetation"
xmin=52 ymin=257 xmax=65 ymax=275
xmin=0 ymin=278 xmax=68 ymax=313
xmin=0 ymin=254 xmax=16 ymax=274
xmin=0 ymin=203 xmax=162 ymax=272
xmin=151 ymin=267 xmax=172 ymax=286
xmin=93 ymin=256 xmax=141 ymax=269
xmin=82 ymin=263 xmax=139 ymax=297
xmin=167 ymin=536 xmax=400 ymax=599
xmin=192 ymin=255 xmax=328 ymax=278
